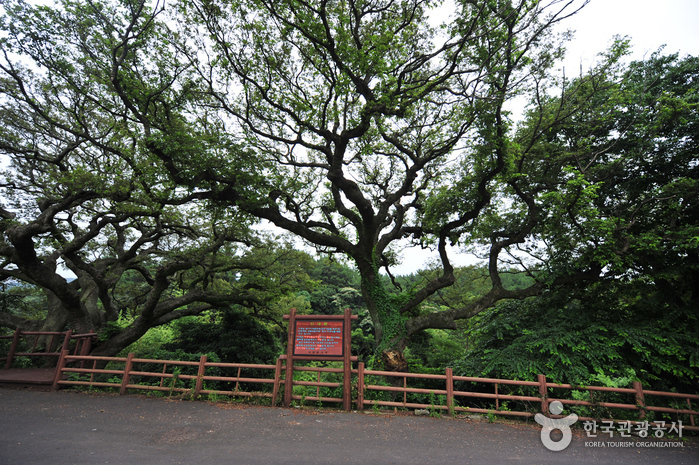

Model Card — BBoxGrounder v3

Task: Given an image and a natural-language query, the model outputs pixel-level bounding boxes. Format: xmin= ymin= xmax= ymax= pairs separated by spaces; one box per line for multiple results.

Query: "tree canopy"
xmin=158 ymin=0 xmax=609 ymax=368
xmin=0 ymin=0 xmax=312 ymax=355
xmin=454 ymin=50 xmax=699 ymax=389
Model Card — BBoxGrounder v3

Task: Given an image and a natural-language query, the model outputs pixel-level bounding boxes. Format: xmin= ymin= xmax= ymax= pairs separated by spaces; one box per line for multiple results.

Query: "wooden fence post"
xmin=79 ymin=331 xmax=94 ymax=369
xmin=272 ymin=356 xmax=284 ymax=406
xmin=82 ymin=331 xmax=95 ymax=356
xmin=73 ymin=330 xmax=94 ymax=356
xmin=194 ymin=355 xmax=207 ymax=398
xmin=495 ymin=383 xmax=499 ymax=411
xmin=4 ymin=327 xmax=21 ymax=369
xmin=688 ymin=399 xmax=696 ymax=428
xmin=538 ymin=374 xmax=548 ymax=415
xmin=52 ymin=349 xmax=69 ymax=391
xmin=633 ymin=380 xmax=646 ymax=419
xmin=342 ymin=307 xmax=352 ymax=411
xmin=120 ymin=353 xmax=135 ymax=395
xmin=284 ymin=308 xmax=296 ymax=407
xmin=357 ymin=362 xmax=365 ymax=411
xmin=59 ymin=330 xmax=73 ymax=355
xmin=446 ymin=367 xmax=454 ymax=416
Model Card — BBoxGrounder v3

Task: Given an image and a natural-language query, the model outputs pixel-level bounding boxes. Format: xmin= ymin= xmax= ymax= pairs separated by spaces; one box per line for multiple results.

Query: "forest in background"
xmin=1 ymin=0 xmax=697 ymax=398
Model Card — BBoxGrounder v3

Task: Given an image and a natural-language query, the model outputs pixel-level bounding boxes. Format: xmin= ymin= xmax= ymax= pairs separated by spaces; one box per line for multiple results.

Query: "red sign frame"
xmin=293 ymin=320 xmax=344 ymax=357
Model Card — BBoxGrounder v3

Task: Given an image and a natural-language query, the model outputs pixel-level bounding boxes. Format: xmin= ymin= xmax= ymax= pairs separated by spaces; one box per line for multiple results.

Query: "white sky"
xmin=560 ymin=0 xmax=699 ymax=70
xmin=393 ymin=0 xmax=699 ymax=275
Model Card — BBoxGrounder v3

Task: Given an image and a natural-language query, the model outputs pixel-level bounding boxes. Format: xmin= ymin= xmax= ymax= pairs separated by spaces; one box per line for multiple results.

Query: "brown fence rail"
xmin=1 ymin=329 xmax=96 ymax=369
xmin=53 ymin=351 xmax=285 ymax=403
xmin=288 ymin=365 xmax=345 ymax=405
xmin=356 ymin=363 xmax=699 ymax=432
xmin=48 ymin=351 xmax=698 ymax=432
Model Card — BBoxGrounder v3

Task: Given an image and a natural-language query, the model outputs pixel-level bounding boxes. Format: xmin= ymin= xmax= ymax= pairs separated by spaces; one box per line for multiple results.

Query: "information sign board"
xmin=283 ymin=308 xmax=358 ymax=410
xmin=293 ymin=320 xmax=343 ymax=357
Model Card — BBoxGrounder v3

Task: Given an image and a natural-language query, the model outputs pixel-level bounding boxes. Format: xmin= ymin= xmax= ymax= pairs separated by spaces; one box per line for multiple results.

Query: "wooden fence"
xmin=0 ymin=329 xmax=96 ymax=369
xmin=49 ymin=351 xmax=699 ymax=432
xmin=356 ymin=364 xmax=698 ymax=431
xmin=53 ymin=352 xmax=284 ymax=402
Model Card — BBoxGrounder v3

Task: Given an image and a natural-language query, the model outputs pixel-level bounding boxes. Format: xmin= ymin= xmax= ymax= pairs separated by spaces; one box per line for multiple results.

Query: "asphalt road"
xmin=1 ymin=389 xmax=697 ymax=464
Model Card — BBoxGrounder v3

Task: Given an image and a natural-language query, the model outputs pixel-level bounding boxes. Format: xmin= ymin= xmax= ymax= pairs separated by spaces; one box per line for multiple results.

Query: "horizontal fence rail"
xmin=46 ymin=351 xmax=699 ymax=432
xmin=289 ymin=365 xmax=345 ymax=405
xmin=53 ymin=352 xmax=284 ymax=403
xmin=1 ymin=329 xmax=96 ymax=370
xmin=355 ymin=363 xmax=699 ymax=432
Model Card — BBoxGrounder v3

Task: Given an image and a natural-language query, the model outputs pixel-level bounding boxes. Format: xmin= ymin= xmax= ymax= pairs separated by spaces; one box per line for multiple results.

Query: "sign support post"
xmin=342 ymin=307 xmax=352 ymax=411
xmin=284 ymin=308 xmax=297 ymax=409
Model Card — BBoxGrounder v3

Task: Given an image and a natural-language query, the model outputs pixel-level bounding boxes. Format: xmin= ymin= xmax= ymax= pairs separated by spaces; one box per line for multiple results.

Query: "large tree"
xmin=510 ymin=51 xmax=698 ymax=303
xmin=455 ymin=51 xmax=699 ymax=388
xmin=0 ymin=0 xmax=311 ymax=356
xmin=161 ymin=0 xmax=617 ymax=368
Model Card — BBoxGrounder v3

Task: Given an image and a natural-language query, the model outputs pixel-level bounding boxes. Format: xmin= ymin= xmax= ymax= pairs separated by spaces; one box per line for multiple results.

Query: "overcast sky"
xmin=560 ymin=0 xmax=699 ymax=69
xmin=394 ymin=0 xmax=699 ymax=275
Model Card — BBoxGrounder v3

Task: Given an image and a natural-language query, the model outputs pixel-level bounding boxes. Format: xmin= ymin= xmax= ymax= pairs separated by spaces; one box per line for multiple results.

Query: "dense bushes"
xmin=454 ymin=282 xmax=699 ymax=394
xmin=165 ymin=309 xmax=282 ymax=365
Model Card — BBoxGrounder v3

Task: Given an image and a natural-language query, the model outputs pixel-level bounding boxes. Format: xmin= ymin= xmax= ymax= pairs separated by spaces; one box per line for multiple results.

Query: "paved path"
xmin=1 ymin=388 xmax=697 ymax=464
